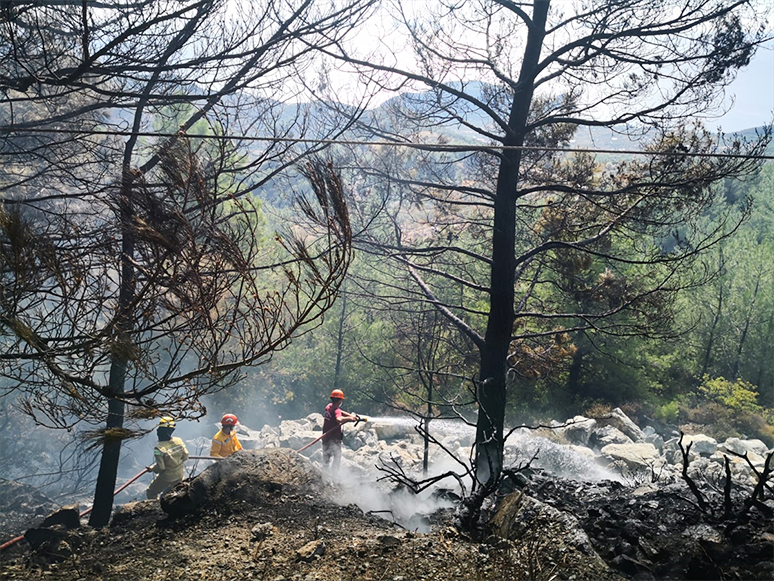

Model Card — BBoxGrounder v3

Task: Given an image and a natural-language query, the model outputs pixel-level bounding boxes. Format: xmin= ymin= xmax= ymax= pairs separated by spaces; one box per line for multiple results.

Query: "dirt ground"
xmin=0 ymin=482 xmax=620 ymax=581
xmin=1 ymin=447 xmax=770 ymax=581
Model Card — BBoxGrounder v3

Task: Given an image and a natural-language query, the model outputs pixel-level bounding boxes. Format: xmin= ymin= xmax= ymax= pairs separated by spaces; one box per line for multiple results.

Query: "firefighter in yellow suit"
xmin=210 ymin=413 xmax=243 ymax=457
xmin=146 ymin=417 xmax=189 ymax=499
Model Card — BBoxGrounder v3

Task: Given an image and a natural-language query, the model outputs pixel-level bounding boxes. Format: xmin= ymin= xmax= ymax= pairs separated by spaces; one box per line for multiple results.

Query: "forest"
xmin=0 ymin=0 xmax=772 ymax=542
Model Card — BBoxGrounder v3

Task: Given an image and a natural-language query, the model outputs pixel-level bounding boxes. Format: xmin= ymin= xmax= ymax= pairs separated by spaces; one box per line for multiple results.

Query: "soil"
xmin=0 ymin=483 xmax=610 ymax=581
xmin=0 ymin=450 xmax=771 ymax=581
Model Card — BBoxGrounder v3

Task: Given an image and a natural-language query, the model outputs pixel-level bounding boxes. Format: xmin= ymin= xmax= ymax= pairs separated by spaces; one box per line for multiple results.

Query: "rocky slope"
xmin=0 ymin=449 xmax=621 ymax=581
xmin=0 ymin=409 xmax=772 ymax=580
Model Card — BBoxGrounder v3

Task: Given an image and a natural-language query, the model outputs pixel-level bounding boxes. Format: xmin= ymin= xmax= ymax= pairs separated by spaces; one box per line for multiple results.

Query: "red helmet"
xmin=330 ymin=389 xmax=345 ymax=400
xmin=221 ymin=414 xmax=238 ymax=426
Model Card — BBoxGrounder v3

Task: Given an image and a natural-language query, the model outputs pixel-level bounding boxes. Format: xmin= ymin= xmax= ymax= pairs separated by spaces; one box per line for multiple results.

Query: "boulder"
xmin=280 ymin=430 xmax=319 ymax=452
xmin=687 ymin=457 xmax=724 ymax=484
xmin=597 ymin=408 xmax=646 ymax=443
xmin=680 ymin=434 xmax=717 ymax=457
xmin=306 ymin=413 xmax=324 ymax=430
xmin=590 ymin=425 xmax=633 ymax=448
xmin=560 ymin=416 xmax=597 ymax=446
xmin=489 ymin=492 xmax=622 ymax=580
xmin=600 ymin=443 xmax=660 ymax=471
xmin=644 ymin=432 xmax=665 ymax=452
xmin=233 ymin=423 xmax=268 ymax=449
xmin=259 ymin=425 xmax=280 ymax=448
xmin=278 ymin=419 xmax=307 ymax=440
xmin=369 ymin=420 xmax=413 ymax=441
xmin=719 ymin=437 xmax=770 ymax=457
xmin=568 ymin=445 xmax=597 ymax=460
xmin=161 ymin=448 xmax=323 ymax=518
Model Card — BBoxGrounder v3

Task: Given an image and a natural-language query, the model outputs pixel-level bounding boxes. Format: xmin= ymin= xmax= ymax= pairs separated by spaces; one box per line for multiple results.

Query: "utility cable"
xmin=1 ymin=126 xmax=772 ymax=161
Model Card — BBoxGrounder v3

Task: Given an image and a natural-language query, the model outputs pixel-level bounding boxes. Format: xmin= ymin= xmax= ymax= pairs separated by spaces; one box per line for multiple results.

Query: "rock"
xmin=233 ymin=422 xmax=268 ymax=449
xmin=560 ymin=416 xmax=597 ymax=446
xmin=296 ymin=539 xmax=325 ymax=562
xmin=259 ymin=425 xmax=280 ymax=448
xmin=488 ymin=492 xmax=622 ymax=580
xmin=41 ymin=505 xmax=80 ymax=530
xmin=306 ymin=413 xmax=324 ymax=430
xmin=686 ymin=457 xmax=724 ymax=485
xmin=568 ymin=445 xmax=597 ymax=460
xmin=369 ymin=420 xmax=413 ymax=441
xmin=719 ymin=437 xmax=770 ymax=457
xmin=280 ymin=430 xmax=319 ymax=452
xmin=377 ymin=534 xmax=401 ymax=548
xmin=680 ymin=434 xmax=717 ymax=457
xmin=600 ymin=443 xmax=659 ymax=466
xmin=591 ymin=425 xmax=633 ymax=448
xmin=597 ymin=408 xmax=646 ymax=443
xmin=251 ymin=522 xmax=276 ymax=542
xmin=644 ymin=432 xmax=664 ymax=452
xmin=161 ymin=448 xmax=323 ymax=518
xmin=683 ymin=524 xmax=723 ymax=544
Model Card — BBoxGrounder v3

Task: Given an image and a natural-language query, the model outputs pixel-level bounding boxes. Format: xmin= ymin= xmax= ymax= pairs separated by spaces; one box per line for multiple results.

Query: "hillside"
xmin=1 ymin=413 xmax=772 ymax=581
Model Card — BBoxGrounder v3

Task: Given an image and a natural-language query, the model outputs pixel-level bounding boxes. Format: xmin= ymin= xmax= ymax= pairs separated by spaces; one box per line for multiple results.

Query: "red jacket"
xmin=322 ymin=403 xmax=342 ymax=443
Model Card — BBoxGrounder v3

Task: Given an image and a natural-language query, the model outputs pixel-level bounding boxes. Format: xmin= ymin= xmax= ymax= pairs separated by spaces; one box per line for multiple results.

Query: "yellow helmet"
xmin=159 ymin=416 xmax=176 ymax=429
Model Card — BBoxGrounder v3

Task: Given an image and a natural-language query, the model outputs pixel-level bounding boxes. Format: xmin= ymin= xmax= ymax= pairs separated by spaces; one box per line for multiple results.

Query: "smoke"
xmin=505 ymin=429 xmax=624 ymax=483
xmin=324 ymin=462 xmax=456 ymax=533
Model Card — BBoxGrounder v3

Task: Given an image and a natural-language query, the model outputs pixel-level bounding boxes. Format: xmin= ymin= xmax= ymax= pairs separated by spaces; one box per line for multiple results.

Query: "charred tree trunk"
xmin=423 ymin=381 xmax=432 ymax=476
xmin=89 ymin=175 xmax=135 ymax=528
xmin=474 ymin=0 xmax=548 ymax=487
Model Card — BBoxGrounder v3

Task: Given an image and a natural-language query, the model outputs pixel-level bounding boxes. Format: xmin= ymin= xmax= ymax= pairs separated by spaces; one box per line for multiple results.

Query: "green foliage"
xmin=669 ymin=375 xmax=774 ymax=441
xmin=654 ymin=400 xmax=681 ymax=424
xmin=679 ymin=402 xmax=774 ymax=442
xmin=697 ymin=375 xmax=762 ymax=413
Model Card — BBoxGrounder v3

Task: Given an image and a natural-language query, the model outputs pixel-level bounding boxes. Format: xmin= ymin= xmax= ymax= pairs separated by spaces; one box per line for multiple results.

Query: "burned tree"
xmin=0 ymin=0 xmax=372 ymax=526
xmin=327 ymin=0 xmax=771 ymax=527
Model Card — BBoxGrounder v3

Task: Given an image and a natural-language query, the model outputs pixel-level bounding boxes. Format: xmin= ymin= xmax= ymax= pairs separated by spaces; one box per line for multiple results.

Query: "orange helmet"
xmin=330 ymin=389 xmax=345 ymax=400
xmin=221 ymin=413 xmax=238 ymax=426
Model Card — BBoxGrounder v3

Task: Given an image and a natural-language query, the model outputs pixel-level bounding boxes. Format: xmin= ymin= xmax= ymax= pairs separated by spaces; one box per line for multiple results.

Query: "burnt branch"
xmin=678 ymin=432 xmax=709 ymax=513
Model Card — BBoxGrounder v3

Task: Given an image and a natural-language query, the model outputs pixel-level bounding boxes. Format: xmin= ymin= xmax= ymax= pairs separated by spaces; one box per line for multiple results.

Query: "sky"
xmin=341 ymin=4 xmax=774 ymax=134
xmin=713 ymin=39 xmax=774 ymax=132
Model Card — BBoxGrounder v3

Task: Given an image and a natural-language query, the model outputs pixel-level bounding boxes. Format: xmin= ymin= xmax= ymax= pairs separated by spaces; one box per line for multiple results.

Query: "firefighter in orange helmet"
xmin=321 ymin=390 xmax=359 ymax=474
xmin=210 ymin=413 xmax=243 ymax=458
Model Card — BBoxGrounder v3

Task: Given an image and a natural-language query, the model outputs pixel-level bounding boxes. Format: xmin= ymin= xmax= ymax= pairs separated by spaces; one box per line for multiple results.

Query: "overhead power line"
xmin=1 ymin=126 xmax=772 ymax=161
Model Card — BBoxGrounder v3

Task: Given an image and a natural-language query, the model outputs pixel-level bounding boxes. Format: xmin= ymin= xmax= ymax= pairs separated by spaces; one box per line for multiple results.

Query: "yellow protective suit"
xmin=146 ymin=436 xmax=189 ymax=499
xmin=210 ymin=429 xmax=242 ymax=458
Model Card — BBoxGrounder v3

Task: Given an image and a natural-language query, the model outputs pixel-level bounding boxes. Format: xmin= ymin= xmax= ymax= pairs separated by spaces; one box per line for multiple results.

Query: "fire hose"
xmin=295 ymin=415 xmax=367 ymax=453
xmin=0 ymin=466 xmax=153 ymax=551
xmin=0 ymin=419 xmax=368 ymax=550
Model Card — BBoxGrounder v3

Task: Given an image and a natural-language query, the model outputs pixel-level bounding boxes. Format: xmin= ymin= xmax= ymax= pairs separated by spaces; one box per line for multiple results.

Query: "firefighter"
xmin=210 ymin=413 xmax=243 ymax=458
xmin=146 ymin=417 xmax=189 ymax=499
xmin=321 ymin=389 xmax=359 ymax=474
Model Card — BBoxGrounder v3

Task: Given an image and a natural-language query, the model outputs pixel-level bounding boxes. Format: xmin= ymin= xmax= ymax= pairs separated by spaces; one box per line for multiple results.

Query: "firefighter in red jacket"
xmin=321 ymin=390 xmax=359 ymax=473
